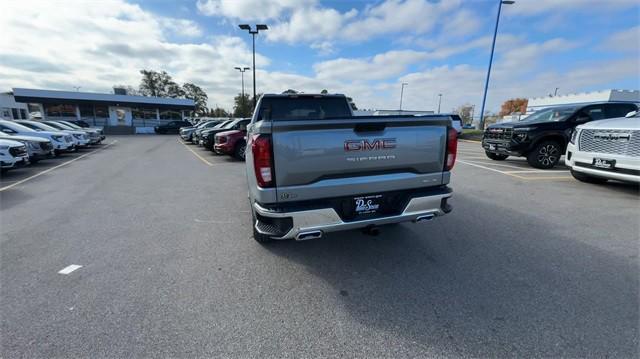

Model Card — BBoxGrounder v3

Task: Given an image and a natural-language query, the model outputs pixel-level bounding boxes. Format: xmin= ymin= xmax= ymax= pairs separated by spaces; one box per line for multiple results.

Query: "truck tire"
xmin=485 ymin=152 xmax=508 ymax=161
xmin=251 ymin=208 xmax=273 ymax=243
xmin=570 ymin=169 xmax=608 ymax=184
xmin=527 ymin=140 xmax=562 ymax=169
xmin=234 ymin=141 xmax=247 ymax=161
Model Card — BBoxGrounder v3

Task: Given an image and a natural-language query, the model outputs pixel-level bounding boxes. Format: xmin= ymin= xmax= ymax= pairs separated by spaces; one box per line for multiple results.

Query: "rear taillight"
xmin=445 ymin=127 xmax=457 ymax=171
xmin=251 ymin=134 xmax=274 ymax=188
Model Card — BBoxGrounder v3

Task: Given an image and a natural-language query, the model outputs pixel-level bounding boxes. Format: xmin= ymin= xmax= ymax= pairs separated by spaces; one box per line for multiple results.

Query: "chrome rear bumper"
xmin=253 ymin=191 xmax=452 ymax=240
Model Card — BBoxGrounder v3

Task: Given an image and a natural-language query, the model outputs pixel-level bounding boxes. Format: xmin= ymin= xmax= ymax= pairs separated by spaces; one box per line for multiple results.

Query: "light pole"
xmin=554 ymin=87 xmax=559 ymax=96
xmin=479 ymin=0 xmax=514 ymax=130
xmin=399 ymin=82 xmax=408 ymax=113
xmin=234 ymin=66 xmax=250 ymax=115
xmin=73 ymin=86 xmax=81 ymax=92
xmin=239 ymin=24 xmax=268 ymax=109
xmin=437 ymin=93 xmax=443 ymax=114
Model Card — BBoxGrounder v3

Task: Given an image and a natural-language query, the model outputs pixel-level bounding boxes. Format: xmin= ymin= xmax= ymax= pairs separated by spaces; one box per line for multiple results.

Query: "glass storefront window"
xmin=45 ymin=104 xmax=76 ymax=117
xmin=132 ymin=107 xmax=157 ymax=119
xmin=94 ymin=105 xmax=108 ymax=118
xmin=79 ymin=104 xmax=94 ymax=118
xmin=160 ymin=110 xmax=181 ymax=120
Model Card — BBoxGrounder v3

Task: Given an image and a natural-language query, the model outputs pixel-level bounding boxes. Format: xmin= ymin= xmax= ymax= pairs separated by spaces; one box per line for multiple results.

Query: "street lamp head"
xmin=502 ymin=0 xmax=515 ymax=4
xmin=243 ymin=67 xmax=250 ymax=70
xmin=238 ymin=24 xmax=251 ymax=30
xmin=234 ymin=67 xmax=241 ymax=70
xmin=256 ymin=24 xmax=268 ymax=31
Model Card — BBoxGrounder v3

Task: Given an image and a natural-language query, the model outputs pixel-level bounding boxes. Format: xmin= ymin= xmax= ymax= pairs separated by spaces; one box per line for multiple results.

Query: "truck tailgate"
xmin=271 ymin=116 xmax=450 ymax=202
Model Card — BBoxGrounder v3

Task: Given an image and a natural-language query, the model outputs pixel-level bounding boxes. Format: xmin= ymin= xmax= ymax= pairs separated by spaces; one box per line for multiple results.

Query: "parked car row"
xmin=481 ymin=102 xmax=639 ymax=184
xmin=179 ymin=118 xmax=251 ymax=160
xmin=0 ymin=119 xmax=106 ymax=173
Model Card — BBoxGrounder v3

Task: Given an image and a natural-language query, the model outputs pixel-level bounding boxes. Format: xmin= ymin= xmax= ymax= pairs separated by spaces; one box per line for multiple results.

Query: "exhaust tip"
xmin=296 ymin=230 xmax=323 ymax=241
xmin=415 ymin=214 xmax=435 ymax=222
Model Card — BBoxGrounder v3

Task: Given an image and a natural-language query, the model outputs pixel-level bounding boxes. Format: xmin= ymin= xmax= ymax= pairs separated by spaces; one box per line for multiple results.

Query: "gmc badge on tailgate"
xmin=344 ymin=138 xmax=396 ymax=151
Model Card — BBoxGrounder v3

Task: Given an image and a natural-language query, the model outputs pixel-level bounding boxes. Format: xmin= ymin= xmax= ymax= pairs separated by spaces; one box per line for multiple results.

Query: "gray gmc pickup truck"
xmin=245 ymin=94 xmax=457 ymax=242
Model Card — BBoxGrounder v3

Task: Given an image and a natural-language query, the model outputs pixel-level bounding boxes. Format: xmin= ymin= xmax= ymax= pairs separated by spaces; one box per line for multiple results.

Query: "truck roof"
xmin=261 ymin=93 xmax=347 ymax=98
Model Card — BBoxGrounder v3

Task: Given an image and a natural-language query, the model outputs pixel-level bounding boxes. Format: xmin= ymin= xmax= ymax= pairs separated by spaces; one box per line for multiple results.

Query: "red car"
xmin=214 ymin=129 xmax=247 ymax=160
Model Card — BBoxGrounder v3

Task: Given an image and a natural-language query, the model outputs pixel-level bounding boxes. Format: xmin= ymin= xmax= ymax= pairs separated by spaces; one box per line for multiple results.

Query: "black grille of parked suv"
xmin=484 ymin=128 xmax=513 ymax=140
xmin=9 ymin=146 xmax=27 ymax=157
xmin=40 ymin=142 xmax=53 ymax=151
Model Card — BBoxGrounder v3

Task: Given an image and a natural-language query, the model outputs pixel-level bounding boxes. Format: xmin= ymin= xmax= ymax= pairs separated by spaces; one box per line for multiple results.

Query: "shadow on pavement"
xmin=263 ymin=192 xmax=638 ymax=357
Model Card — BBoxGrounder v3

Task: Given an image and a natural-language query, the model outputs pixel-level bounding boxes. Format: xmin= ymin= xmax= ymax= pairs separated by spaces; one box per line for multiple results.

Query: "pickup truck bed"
xmin=245 ymin=94 xmax=456 ymax=242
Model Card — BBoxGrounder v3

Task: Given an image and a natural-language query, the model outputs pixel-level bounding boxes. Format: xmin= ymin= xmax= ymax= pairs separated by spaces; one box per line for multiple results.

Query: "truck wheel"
xmin=570 ymin=169 xmax=608 ymax=184
xmin=527 ymin=140 xmax=561 ymax=169
xmin=234 ymin=141 xmax=247 ymax=161
xmin=485 ymin=152 xmax=508 ymax=161
xmin=251 ymin=208 xmax=273 ymax=243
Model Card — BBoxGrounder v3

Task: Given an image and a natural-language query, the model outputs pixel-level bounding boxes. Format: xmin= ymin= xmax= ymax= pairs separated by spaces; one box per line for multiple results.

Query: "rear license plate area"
xmin=336 ymin=192 xmax=408 ymax=221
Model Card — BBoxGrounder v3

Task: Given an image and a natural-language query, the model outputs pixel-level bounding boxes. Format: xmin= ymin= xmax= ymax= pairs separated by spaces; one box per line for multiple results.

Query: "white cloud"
xmin=0 ymin=0 xmax=267 ymax=111
xmin=506 ymin=0 xmax=638 ymax=15
xmin=599 ymin=25 xmax=640 ymax=53
xmin=310 ymin=41 xmax=336 ymax=56
xmin=267 ymin=6 xmax=354 ymax=43
xmin=159 ymin=18 xmax=203 ymax=38
xmin=440 ymin=9 xmax=482 ymax=38
xmin=342 ymin=0 xmax=460 ymax=41
xmin=0 ymin=0 xmax=637 ymax=115
xmin=196 ymin=0 xmax=314 ymax=21
xmin=313 ymin=50 xmax=430 ymax=81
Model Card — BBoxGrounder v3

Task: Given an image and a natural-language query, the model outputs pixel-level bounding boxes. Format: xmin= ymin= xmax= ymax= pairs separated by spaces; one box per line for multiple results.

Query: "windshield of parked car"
xmin=520 ymin=106 xmax=578 ymax=123
xmin=24 ymin=121 xmax=60 ymax=132
xmin=215 ymin=120 xmax=232 ymax=128
xmin=59 ymin=121 xmax=83 ymax=129
xmin=1 ymin=121 xmax=37 ymax=132
xmin=48 ymin=122 xmax=76 ymax=130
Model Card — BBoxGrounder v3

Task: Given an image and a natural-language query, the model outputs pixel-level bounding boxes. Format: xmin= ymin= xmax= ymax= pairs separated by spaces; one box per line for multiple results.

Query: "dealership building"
xmin=1 ymin=88 xmax=195 ymax=134
xmin=525 ymin=89 xmax=639 ymax=115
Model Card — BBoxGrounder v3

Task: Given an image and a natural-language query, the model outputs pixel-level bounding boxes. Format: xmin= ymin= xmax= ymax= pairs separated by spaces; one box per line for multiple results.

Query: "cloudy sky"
xmin=1 ymin=0 xmax=638 ymax=114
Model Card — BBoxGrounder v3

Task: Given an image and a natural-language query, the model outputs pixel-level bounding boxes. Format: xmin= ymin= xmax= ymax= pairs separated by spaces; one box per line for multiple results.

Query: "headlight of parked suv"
xmin=27 ymin=141 xmax=39 ymax=150
xmin=52 ymin=135 xmax=64 ymax=142
xmin=513 ymin=128 xmax=531 ymax=142
xmin=570 ymin=129 xmax=579 ymax=144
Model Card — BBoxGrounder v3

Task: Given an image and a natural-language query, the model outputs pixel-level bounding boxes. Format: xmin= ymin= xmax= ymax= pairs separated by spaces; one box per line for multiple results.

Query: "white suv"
xmin=0 ymin=120 xmax=75 ymax=154
xmin=0 ymin=138 xmax=29 ymax=172
xmin=565 ymin=111 xmax=639 ymax=184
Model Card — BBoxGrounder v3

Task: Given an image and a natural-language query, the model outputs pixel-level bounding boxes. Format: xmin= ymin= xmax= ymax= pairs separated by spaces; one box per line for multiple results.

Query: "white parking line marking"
xmin=458 ymin=160 xmax=572 ymax=181
xmin=460 ymin=160 xmax=540 ymax=170
xmin=457 ymin=160 xmax=525 ymax=179
xmin=58 ymin=264 xmax=82 ymax=275
xmin=0 ymin=141 xmax=117 ymax=192
xmin=504 ymin=170 xmax=569 ymax=174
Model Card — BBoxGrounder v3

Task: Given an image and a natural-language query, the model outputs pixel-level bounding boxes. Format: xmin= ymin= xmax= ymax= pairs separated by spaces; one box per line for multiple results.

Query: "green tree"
xmin=209 ymin=107 xmax=229 ymax=117
xmin=320 ymin=89 xmax=328 ymax=94
xmin=282 ymin=89 xmax=298 ymax=94
xmin=182 ymin=83 xmax=208 ymax=116
xmin=233 ymin=93 xmax=252 ymax=117
xmin=113 ymin=85 xmax=140 ymax=96
xmin=138 ymin=70 xmax=182 ymax=98
xmin=454 ymin=104 xmax=474 ymax=124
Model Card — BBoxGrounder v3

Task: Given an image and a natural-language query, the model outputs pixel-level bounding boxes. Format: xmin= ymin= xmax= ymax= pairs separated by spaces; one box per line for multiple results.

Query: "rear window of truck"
xmin=258 ymin=97 xmax=352 ymax=121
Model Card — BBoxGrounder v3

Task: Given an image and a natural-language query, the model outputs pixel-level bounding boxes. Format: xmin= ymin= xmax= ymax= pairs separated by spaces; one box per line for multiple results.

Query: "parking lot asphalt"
xmin=1 ymin=136 xmax=638 ymax=358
